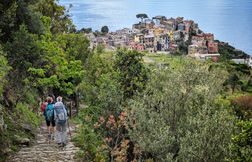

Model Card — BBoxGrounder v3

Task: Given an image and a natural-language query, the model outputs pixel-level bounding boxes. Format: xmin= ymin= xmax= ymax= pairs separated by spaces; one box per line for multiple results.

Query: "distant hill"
xmin=216 ymin=40 xmax=250 ymax=60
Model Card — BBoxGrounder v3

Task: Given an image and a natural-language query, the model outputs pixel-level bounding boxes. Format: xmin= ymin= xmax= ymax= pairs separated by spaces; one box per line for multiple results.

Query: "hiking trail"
xmin=8 ymin=123 xmax=80 ymax=162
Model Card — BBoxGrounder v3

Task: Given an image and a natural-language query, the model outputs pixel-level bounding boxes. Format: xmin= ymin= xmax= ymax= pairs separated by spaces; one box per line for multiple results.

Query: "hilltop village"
xmin=85 ymin=14 xmax=220 ymax=60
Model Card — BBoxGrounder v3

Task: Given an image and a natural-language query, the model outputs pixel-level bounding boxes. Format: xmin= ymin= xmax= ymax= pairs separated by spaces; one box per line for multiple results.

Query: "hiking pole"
xmin=67 ymin=119 xmax=72 ymax=140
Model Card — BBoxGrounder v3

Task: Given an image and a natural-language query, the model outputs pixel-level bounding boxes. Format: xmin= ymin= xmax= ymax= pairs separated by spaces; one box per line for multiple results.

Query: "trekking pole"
xmin=67 ymin=119 xmax=72 ymax=140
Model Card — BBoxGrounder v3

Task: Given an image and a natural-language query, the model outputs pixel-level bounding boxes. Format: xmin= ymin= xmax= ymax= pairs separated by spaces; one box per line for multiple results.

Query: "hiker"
xmin=44 ymin=97 xmax=55 ymax=139
xmin=54 ymin=96 xmax=68 ymax=147
xmin=40 ymin=98 xmax=48 ymax=113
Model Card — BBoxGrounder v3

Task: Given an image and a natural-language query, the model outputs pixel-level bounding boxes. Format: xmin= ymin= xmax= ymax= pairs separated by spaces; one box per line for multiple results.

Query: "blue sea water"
xmin=59 ymin=0 xmax=252 ymax=55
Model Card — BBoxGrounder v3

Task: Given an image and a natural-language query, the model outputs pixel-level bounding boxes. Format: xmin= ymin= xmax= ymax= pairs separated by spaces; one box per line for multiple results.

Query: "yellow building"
xmin=153 ymin=27 xmax=164 ymax=36
xmin=168 ymin=31 xmax=174 ymax=42
xmin=134 ymin=35 xmax=140 ymax=43
xmin=134 ymin=34 xmax=144 ymax=44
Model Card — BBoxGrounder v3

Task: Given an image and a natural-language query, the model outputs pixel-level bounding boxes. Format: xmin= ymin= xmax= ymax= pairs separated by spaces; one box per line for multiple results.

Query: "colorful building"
xmin=168 ymin=31 xmax=174 ymax=42
xmin=204 ymin=33 xmax=214 ymax=42
xmin=208 ymin=41 xmax=219 ymax=53
xmin=184 ymin=20 xmax=193 ymax=33
xmin=192 ymin=35 xmax=206 ymax=46
xmin=177 ymin=23 xmax=185 ymax=31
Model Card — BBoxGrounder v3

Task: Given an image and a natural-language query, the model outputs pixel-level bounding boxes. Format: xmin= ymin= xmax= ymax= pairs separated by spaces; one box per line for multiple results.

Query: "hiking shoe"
xmin=62 ymin=143 xmax=66 ymax=147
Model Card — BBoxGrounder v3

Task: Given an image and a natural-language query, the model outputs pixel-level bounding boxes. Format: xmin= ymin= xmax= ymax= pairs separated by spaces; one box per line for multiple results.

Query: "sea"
xmin=59 ymin=0 xmax=252 ymax=55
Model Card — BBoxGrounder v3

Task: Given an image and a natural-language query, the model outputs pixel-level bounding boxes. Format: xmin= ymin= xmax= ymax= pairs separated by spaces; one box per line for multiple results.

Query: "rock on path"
xmin=8 ymin=123 xmax=80 ymax=162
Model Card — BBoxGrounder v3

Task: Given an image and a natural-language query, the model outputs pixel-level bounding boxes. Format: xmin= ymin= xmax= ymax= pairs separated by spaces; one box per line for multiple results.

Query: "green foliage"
xmin=27 ymin=32 xmax=86 ymax=97
xmin=101 ymin=26 xmax=109 ymax=34
xmin=0 ymin=0 xmax=80 ymax=160
xmin=244 ymin=77 xmax=252 ymax=92
xmin=78 ymin=53 xmax=109 ymax=102
xmin=128 ymin=60 xmax=233 ymax=161
xmin=230 ymin=120 xmax=252 ymax=162
xmin=33 ymin=0 xmax=76 ymax=34
xmin=210 ymin=60 xmax=252 ymax=94
xmin=0 ymin=102 xmax=39 ymax=161
xmin=136 ymin=13 xmax=148 ymax=19
xmin=115 ymin=49 xmax=149 ymax=99
xmin=16 ymin=103 xmax=39 ymax=128
xmin=227 ymin=62 xmax=251 ymax=75
xmin=74 ymin=73 xmax=123 ymax=161
xmin=2 ymin=1 xmax=252 ymax=161
xmin=218 ymin=41 xmax=249 ymax=60
xmin=136 ymin=13 xmax=149 ymax=23
xmin=74 ymin=50 xmax=127 ymax=161
xmin=224 ymin=73 xmax=241 ymax=93
xmin=3 ymin=25 xmax=43 ymax=107
xmin=77 ymin=27 xmax=92 ymax=34
xmin=55 ymin=34 xmax=91 ymax=64
xmin=0 ymin=46 xmax=10 ymax=96
xmin=74 ymin=106 xmax=109 ymax=162
xmin=96 ymin=73 xmax=124 ymax=114
xmin=96 ymin=44 xmax=105 ymax=54
xmin=0 ymin=1 xmax=18 ymax=41
xmin=79 ymin=52 xmax=123 ymax=113
xmin=0 ymin=0 xmax=44 ymax=42
xmin=16 ymin=0 xmax=45 ymax=35
xmin=5 ymin=25 xmax=42 ymax=72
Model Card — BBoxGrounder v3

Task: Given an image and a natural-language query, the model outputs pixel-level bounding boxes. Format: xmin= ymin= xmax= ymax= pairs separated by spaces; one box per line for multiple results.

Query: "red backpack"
xmin=40 ymin=102 xmax=48 ymax=112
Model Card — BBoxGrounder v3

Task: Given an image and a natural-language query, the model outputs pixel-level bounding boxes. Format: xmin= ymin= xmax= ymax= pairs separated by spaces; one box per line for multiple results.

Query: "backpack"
xmin=40 ymin=102 xmax=47 ymax=113
xmin=54 ymin=104 xmax=67 ymax=125
xmin=46 ymin=104 xmax=54 ymax=122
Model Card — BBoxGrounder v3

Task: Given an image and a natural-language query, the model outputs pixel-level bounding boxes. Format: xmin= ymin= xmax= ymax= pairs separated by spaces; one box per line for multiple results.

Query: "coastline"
xmin=59 ymin=0 xmax=252 ymax=55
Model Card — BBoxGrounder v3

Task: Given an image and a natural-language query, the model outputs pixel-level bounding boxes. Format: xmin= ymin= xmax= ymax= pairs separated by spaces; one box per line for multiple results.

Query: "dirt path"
xmin=8 ymin=122 xmax=79 ymax=162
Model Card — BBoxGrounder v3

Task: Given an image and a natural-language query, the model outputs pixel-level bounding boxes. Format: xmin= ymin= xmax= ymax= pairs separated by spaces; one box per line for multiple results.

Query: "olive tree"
xmin=128 ymin=59 xmax=234 ymax=161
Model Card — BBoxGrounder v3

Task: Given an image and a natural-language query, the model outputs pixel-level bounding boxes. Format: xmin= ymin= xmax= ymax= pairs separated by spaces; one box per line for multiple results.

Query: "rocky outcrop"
xmin=14 ymin=135 xmax=30 ymax=146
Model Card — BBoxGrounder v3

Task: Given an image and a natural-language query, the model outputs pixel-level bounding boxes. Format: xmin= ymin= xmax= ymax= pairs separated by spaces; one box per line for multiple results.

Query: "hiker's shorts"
xmin=46 ymin=120 xmax=55 ymax=127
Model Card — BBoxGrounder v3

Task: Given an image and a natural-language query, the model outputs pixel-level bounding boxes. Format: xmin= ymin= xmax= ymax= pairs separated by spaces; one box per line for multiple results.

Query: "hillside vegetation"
xmin=217 ymin=40 xmax=250 ymax=60
xmin=0 ymin=1 xmax=251 ymax=162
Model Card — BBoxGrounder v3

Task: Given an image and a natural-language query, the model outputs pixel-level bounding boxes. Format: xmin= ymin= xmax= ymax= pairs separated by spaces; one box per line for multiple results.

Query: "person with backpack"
xmin=40 ymin=98 xmax=48 ymax=113
xmin=54 ymin=96 xmax=68 ymax=147
xmin=44 ymin=97 xmax=55 ymax=139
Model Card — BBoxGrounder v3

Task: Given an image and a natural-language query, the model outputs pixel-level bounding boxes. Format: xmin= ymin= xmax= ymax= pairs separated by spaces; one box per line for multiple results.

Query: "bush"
xmin=128 ymin=60 xmax=234 ymax=161
xmin=230 ymin=120 xmax=252 ymax=162
xmin=114 ymin=49 xmax=149 ymax=99
xmin=73 ymin=106 xmax=108 ymax=161
xmin=74 ymin=71 xmax=124 ymax=161
xmin=0 ymin=103 xmax=39 ymax=161
xmin=16 ymin=103 xmax=40 ymax=128
xmin=232 ymin=95 xmax=252 ymax=120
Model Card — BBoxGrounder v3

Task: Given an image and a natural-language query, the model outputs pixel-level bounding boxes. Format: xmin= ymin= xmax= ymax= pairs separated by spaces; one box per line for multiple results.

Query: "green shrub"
xmin=16 ymin=103 xmax=40 ymax=128
xmin=128 ymin=60 xmax=234 ymax=161
xmin=73 ymin=105 xmax=109 ymax=161
xmin=0 ymin=103 xmax=39 ymax=161
xmin=230 ymin=120 xmax=252 ymax=162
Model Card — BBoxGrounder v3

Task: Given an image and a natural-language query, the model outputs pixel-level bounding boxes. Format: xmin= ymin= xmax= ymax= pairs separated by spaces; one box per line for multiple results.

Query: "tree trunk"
xmin=74 ymin=92 xmax=79 ymax=115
